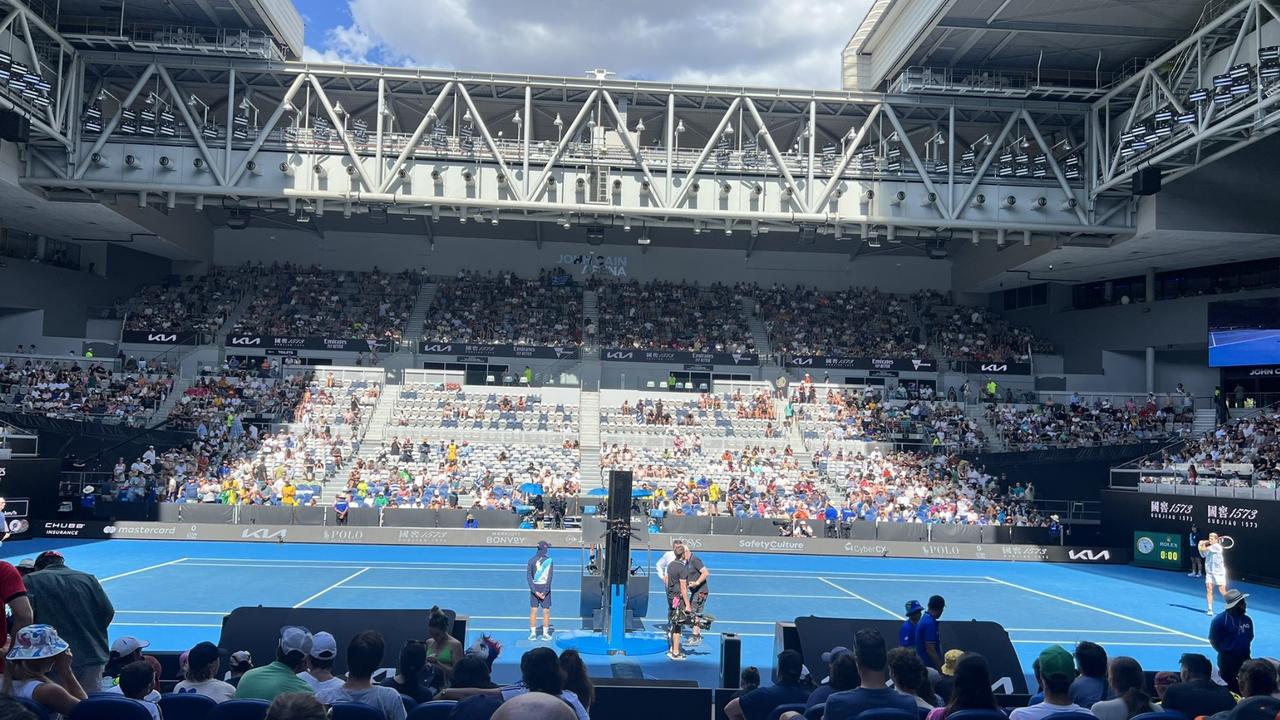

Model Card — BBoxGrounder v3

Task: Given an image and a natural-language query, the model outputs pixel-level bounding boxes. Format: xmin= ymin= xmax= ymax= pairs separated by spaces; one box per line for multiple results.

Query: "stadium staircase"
xmin=407 ymin=282 xmax=437 ymax=345
xmin=150 ymin=375 xmax=192 ymax=424
xmin=741 ymin=297 xmax=774 ymax=365
xmin=582 ymin=289 xmax=599 ymax=339
xmin=216 ymin=290 xmax=258 ymax=347
xmin=578 ymin=390 xmax=602 ymax=488
xmin=321 ymin=384 xmax=401 ymax=503
xmin=965 ymin=404 xmax=1006 ymax=452
xmin=1193 ymin=408 xmax=1217 ymax=434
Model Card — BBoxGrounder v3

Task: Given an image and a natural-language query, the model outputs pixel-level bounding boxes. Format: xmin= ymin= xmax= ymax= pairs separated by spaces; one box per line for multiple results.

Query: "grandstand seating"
xmin=232 ymin=265 xmax=419 ymax=343
xmin=0 ymin=358 xmax=171 ymax=425
xmin=931 ymin=303 xmax=1053 ymax=362
xmin=987 ymin=397 xmax=1191 ymax=451
xmin=118 ymin=266 xmax=250 ymax=335
xmin=392 ymin=385 xmax=578 ymax=437
xmin=600 ymin=390 xmax=780 ymax=439
xmin=794 ymin=392 xmax=985 ymax=452
xmin=425 ymin=270 xmax=582 ymax=345
xmin=595 ymin=280 xmax=753 ymax=352
xmin=753 ymin=286 xmax=925 ymax=358
xmin=168 ymin=373 xmax=307 ymax=429
xmin=1146 ymin=410 xmax=1279 ymax=487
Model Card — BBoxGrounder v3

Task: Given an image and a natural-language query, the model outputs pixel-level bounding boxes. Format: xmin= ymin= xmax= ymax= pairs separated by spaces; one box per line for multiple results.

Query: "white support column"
xmin=375 ymin=78 xmax=385 ymax=190
xmin=522 ymin=86 xmax=531 ymax=196
xmin=1145 ymin=346 xmax=1155 ymax=394
xmin=671 ymin=97 xmax=742 ymax=209
xmin=666 ymin=94 xmax=675 ymax=202
xmin=224 ymin=68 xmax=235 ymax=182
xmin=378 ymin=81 xmax=454 ymax=194
xmin=1145 ymin=267 xmax=1156 ymax=303
xmin=806 ymin=100 xmax=816 ymax=208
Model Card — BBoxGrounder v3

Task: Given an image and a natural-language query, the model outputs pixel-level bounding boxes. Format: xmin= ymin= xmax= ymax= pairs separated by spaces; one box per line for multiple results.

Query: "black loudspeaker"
xmin=605 ymin=470 xmax=634 ymax=586
xmin=1132 ymin=166 xmax=1162 ymax=196
xmin=720 ymin=632 xmax=742 ymax=689
xmin=0 ymin=111 xmax=29 ymax=142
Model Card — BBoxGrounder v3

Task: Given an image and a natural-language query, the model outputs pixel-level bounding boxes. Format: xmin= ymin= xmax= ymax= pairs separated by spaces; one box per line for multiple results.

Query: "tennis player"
xmin=1198 ymin=532 xmax=1232 ymax=615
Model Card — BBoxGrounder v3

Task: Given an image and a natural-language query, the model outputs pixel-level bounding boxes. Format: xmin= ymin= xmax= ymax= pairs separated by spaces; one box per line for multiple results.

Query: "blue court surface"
xmin=7 ymin=539 xmax=1277 ymax=687
xmin=1209 ymin=328 xmax=1280 ymax=367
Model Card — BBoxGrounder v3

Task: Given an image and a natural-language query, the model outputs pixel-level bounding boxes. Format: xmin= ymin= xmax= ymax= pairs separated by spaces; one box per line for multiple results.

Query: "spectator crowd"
xmin=426 ymin=270 xmax=583 ymax=346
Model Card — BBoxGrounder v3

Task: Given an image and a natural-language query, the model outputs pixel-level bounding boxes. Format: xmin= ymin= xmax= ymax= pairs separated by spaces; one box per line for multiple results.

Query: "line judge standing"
xmin=527 ymin=541 xmax=554 ymax=641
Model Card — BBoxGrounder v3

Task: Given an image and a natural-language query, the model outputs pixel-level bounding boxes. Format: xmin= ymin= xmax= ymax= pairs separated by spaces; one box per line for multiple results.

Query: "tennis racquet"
xmin=1219 ymin=535 xmax=1235 ymax=549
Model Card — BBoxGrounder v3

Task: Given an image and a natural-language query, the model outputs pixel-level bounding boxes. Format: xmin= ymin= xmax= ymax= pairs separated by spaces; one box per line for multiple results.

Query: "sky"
xmin=295 ymin=0 xmax=875 ymax=89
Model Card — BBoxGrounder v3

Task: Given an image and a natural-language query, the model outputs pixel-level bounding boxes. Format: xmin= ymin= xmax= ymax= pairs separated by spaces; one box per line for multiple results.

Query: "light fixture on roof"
xmin=634 ymin=118 xmax=645 ymax=133
xmin=1188 ymin=87 xmax=1210 ymax=103
xmin=462 ymin=109 xmax=472 ymax=125
xmin=676 ymin=119 xmax=685 ymax=134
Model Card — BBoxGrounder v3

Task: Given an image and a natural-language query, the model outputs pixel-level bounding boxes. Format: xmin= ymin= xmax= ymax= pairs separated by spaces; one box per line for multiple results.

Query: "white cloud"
xmin=304 ymin=0 xmax=873 ymax=89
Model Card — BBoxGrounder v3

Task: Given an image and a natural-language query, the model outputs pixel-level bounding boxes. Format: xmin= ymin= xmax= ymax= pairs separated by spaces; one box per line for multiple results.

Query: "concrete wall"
xmin=212 ymin=228 xmax=952 ymax=291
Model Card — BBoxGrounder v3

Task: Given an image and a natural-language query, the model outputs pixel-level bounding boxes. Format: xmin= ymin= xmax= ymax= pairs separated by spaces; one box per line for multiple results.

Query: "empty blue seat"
xmin=159 ymin=693 xmax=218 ymax=720
xmin=406 ymin=701 xmax=457 ymax=720
xmin=946 ymin=711 xmax=1009 ymax=720
xmin=852 ymin=709 xmax=917 ymax=720
xmin=805 ymin=703 xmax=825 ymax=720
xmin=208 ymin=699 xmax=270 ymax=720
xmin=329 ymin=703 xmax=384 ymax=720
xmin=69 ymin=696 xmax=153 ymax=720
xmin=768 ymin=704 xmax=806 ymax=720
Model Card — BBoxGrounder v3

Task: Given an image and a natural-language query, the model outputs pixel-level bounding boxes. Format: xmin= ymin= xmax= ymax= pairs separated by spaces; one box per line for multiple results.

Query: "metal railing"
xmin=57 ymin=18 xmax=284 ymax=60
xmin=893 ymin=65 xmax=1115 ymax=98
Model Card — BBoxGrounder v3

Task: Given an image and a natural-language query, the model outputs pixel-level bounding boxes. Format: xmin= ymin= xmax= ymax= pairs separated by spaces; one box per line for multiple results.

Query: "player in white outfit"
xmin=1198 ymin=532 xmax=1229 ymax=615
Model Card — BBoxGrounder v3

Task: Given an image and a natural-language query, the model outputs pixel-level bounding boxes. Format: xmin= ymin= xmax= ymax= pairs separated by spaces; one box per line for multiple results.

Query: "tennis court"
xmin=8 ymin=538 xmax=1276 ymax=687
xmin=1208 ymin=328 xmax=1280 ymax=367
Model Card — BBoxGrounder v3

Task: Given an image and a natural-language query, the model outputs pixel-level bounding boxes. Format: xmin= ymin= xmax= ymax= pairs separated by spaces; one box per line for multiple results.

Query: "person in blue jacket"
xmin=527 ymin=541 xmax=554 ymax=641
xmin=900 ymin=600 xmax=924 ymax=648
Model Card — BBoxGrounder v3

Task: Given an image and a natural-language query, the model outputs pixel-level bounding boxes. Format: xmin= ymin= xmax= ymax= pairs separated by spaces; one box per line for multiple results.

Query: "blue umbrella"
xmin=631 ymin=488 xmax=653 ymax=498
xmin=586 ymin=487 xmax=609 ymax=497
xmin=519 ymin=483 xmax=544 ymax=496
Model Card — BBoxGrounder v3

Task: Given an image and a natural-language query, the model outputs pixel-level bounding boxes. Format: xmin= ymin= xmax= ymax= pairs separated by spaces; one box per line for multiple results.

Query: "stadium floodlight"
xmin=1022 ymin=230 xmax=1032 ymax=247
xmin=1175 ymin=110 xmax=1197 ymax=124
xmin=961 ymin=149 xmax=976 ymax=162
xmin=971 ymin=193 xmax=986 ymax=207
xmin=1213 ymin=73 xmax=1232 ymax=87
xmin=724 ymin=220 xmax=732 ymax=236
xmin=1065 ymin=165 xmax=1080 ymax=180
xmin=491 ymin=210 xmax=500 ymax=226
xmin=1261 ymin=61 xmax=1280 ymax=80
xmin=997 ymin=163 xmax=1013 ymax=176
xmin=634 ymin=118 xmax=645 ymax=133
xmin=1032 ymin=165 xmax=1048 ymax=178
xmin=1229 ymin=63 xmax=1252 ymax=79
xmin=1230 ymin=79 xmax=1252 ymax=95
xmin=890 ymin=190 xmax=906 ymax=205
xmin=1261 ymin=46 xmax=1280 ymax=62
xmin=960 ymin=160 xmax=975 ymax=173
xmin=1015 ymin=164 xmax=1030 ymax=178
xmin=1153 ymin=107 xmax=1173 ymax=123
xmin=1188 ymin=87 xmax=1210 ymax=103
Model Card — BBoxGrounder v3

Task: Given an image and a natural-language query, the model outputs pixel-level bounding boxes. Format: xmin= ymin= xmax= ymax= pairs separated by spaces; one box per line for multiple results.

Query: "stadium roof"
xmin=53 ymin=0 xmax=303 ymax=59
xmin=846 ymin=0 xmax=1209 ymax=92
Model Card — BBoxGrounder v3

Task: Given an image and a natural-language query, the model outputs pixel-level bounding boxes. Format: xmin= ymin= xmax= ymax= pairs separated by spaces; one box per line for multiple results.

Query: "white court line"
xmin=817 ymin=578 xmax=903 ymax=619
xmin=984 ymin=576 xmax=1206 ymax=642
xmin=115 ymin=611 xmax=228 ymax=616
xmin=1009 ymin=640 xmax=1209 ymax=648
xmin=338 ymin=585 xmax=860 ymax=600
xmin=110 ymin=622 xmax=223 ymax=628
xmin=1005 ymin=629 xmax=1181 ymax=635
xmin=101 ymin=558 xmax=190 ymax=582
xmin=293 ymin=567 xmax=371 ymax=608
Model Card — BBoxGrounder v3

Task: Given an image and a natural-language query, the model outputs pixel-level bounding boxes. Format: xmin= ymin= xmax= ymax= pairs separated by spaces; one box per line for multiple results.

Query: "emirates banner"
xmin=418 ymin=342 xmax=580 ymax=360
xmin=602 ymin=348 xmax=759 ymax=366
xmin=227 ymin=336 xmax=392 ymax=353
xmin=786 ymin=356 xmax=937 ymax=372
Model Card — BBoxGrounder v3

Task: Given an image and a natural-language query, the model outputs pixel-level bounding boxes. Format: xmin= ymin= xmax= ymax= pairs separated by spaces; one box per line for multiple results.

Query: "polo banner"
xmin=602 ymin=348 xmax=759 ymax=365
xmin=961 ymin=360 xmax=1033 ymax=375
xmin=227 ymin=336 xmax=392 ymax=353
xmin=122 ymin=330 xmax=200 ymax=345
xmin=418 ymin=342 xmax=580 ymax=360
xmin=786 ymin=356 xmax=936 ymax=372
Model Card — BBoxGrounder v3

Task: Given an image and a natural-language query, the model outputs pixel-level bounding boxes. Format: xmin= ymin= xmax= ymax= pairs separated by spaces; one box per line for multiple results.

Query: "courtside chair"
xmin=207 ymin=698 xmax=270 ymax=720
xmin=1131 ymin=713 xmax=1189 ymax=720
xmin=853 ymin=709 xmax=918 ymax=720
xmin=947 ymin=710 xmax=1010 ymax=720
xmin=159 ymin=692 xmax=218 ymax=720
xmin=68 ymin=696 xmax=153 ymax=720
xmin=805 ymin=704 xmax=826 ymax=720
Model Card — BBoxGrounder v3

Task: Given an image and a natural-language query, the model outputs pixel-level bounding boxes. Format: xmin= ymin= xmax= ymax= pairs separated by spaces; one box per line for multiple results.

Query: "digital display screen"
xmin=1208 ymin=298 xmax=1280 ymax=367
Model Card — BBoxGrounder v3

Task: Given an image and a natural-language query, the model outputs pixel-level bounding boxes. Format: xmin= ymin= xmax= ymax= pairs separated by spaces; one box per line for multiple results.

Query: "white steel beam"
xmin=882 ymin=104 xmax=949 ymax=218
xmin=379 ymin=81 xmax=454 ymax=193
xmin=671 ymin=96 xmax=742 ymax=209
xmin=307 ymin=75 xmax=377 ymax=192
xmin=1021 ymin=110 xmax=1088 ymax=225
xmin=156 ymin=66 xmax=228 ymax=187
xmin=455 ymin=83 xmax=525 ymax=202
xmin=812 ymin=105 xmax=881 ymax=210
xmin=953 ymin=113 xmax=1018 ymax=218
xmin=742 ymin=97 xmax=808 ymax=213
xmin=227 ymin=73 xmax=307 ymax=186
xmin=529 ymin=89 xmax=599 ymax=201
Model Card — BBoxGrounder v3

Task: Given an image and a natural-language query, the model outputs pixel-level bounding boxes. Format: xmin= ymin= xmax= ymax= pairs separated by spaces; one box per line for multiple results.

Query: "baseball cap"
xmin=1038 ymin=645 xmax=1077 ymax=680
xmin=34 ymin=551 xmax=64 ymax=570
xmin=16 ymin=558 xmax=34 ymax=570
xmin=111 ymin=636 xmax=150 ymax=657
xmin=822 ymin=646 xmax=851 ymax=664
xmin=1225 ymin=589 xmax=1250 ymax=609
xmin=942 ymin=649 xmax=965 ymax=676
xmin=278 ymin=626 xmax=314 ymax=656
xmin=1154 ymin=671 xmax=1181 ymax=688
xmin=905 ymin=600 xmax=924 ymax=616
xmin=310 ymin=631 xmax=338 ymax=660
xmin=187 ymin=641 xmax=221 ymax=669
xmin=778 ymin=650 xmax=804 ymax=678
xmin=229 ymin=650 xmax=253 ymax=669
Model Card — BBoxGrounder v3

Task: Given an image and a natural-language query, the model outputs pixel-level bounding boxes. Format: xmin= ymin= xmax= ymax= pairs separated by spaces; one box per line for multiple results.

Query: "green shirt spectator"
xmin=234 ymin=626 xmax=316 ymax=701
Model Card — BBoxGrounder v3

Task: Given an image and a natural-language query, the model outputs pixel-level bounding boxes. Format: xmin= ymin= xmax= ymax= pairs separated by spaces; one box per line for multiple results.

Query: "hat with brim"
xmin=1225 ymin=589 xmax=1249 ymax=609
xmin=7 ymin=624 xmax=70 ymax=661
xmin=942 ymin=649 xmax=965 ymax=676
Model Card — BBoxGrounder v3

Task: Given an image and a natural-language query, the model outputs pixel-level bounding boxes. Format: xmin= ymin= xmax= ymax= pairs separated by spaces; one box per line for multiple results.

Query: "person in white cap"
xmin=4 ymin=623 xmax=88 ymax=718
xmin=225 ymin=650 xmax=254 ymax=687
xmin=233 ymin=626 xmax=316 ymax=701
xmin=101 ymin=636 xmax=161 ymax=702
xmin=297 ymin=631 xmax=343 ymax=693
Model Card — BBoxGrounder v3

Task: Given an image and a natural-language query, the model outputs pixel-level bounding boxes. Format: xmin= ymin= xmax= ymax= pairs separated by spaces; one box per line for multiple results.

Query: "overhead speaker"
xmin=0 ymin=111 xmax=29 ymax=142
xmin=1132 ymin=167 xmax=1162 ymax=196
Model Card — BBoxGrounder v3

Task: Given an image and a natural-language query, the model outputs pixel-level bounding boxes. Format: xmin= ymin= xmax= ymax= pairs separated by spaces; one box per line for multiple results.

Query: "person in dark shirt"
xmin=806 ymin=648 xmax=860 ymax=711
xmin=663 ymin=545 xmax=691 ymax=660
xmin=825 ymin=629 xmax=919 ymax=720
xmin=915 ymin=595 xmax=946 ymax=671
xmin=901 ymin=600 xmax=924 ymax=648
xmin=1161 ymin=653 xmax=1236 ymax=720
xmin=730 ymin=667 xmax=761 ymax=702
xmin=1209 ymin=590 xmax=1254 ymax=692
xmin=725 ymin=650 xmax=810 ymax=720
xmin=1070 ymin=641 xmax=1111 ymax=707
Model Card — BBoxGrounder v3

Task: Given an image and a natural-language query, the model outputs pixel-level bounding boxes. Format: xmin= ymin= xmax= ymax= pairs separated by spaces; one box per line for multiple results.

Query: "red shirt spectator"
xmin=0 ymin=560 xmax=34 ymax=672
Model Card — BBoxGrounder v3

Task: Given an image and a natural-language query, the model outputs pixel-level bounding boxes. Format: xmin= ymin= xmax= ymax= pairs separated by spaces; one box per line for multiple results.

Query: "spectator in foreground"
xmin=730 ymin=667 xmax=760 ymax=702
xmin=725 ymin=650 xmax=809 ymax=720
xmin=266 ymin=692 xmax=327 ymax=720
xmin=1152 ymin=671 xmax=1180 ymax=703
xmin=492 ymin=691 xmax=576 ymax=720
xmin=447 ymin=656 xmax=497 ymax=693
xmin=1009 ymin=646 xmax=1095 ymax=720
xmin=557 ymin=649 xmax=594 ymax=712
xmin=825 ymin=630 xmax=918 ymax=720
xmin=1210 ymin=589 xmax=1253 ymax=692
xmin=449 ymin=646 xmax=589 ymax=720
xmin=1071 ymin=641 xmax=1112 ymax=706
xmin=23 ymin=551 xmax=113 ymax=693
xmin=2 ymin=624 xmax=87 ymax=718
xmin=297 ymin=631 xmax=342 ymax=693
xmin=234 ymin=626 xmax=315 ymax=701
xmin=926 ymin=653 xmax=1002 ymax=720
xmin=315 ymin=631 xmax=406 ymax=720
xmin=226 ymin=650 xmax=253 ymax=687
xmin=102 ymin=636 xmax=152 ymax=694
xmin=0 ymin=697 xmax=36 ymax=720
xmin=382 ymin=639 xmax=433 ymax=704
xmin=935 ymin=649 xmax=964 ymax=704
xmin=889 ymin=647 xmax=938 ymax=709
xmin=915 ymin=595 xmax=945 ymax=671
xmin=900 ymin=600 xmax=924 ymax=648
xmin=795 ymin=649 xmax=859 ymax=716
xmin=1214 ymin=659 xmax=1279 ymax=720
xmin=0 ymin=561 xmax=32 ymax=682
xmin=118 ymin=660 xmax=162 ymax=720
xmin=173 ymin=641 xmax=235 ymax=702
xmin=1090 ymin=657 xmax=1155 ymax=720
xmin=1161 ymin=653 xmax=1236 ymax=720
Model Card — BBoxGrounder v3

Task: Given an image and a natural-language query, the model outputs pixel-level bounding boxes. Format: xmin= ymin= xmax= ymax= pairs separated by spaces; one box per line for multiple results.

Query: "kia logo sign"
xmin=605 ymin=351 xmax=633 ymax=360
xmin=1068 ymin=549 xmax=1111 ymax=561
xmin=231 ymin=336 xmax=262 ymax=346
xmin=791 ymin=357 xmax=814 ymax=366
xmin=420 ymin=344 xmax=453 ymax=353
xmin=241 ymin=527 xmax=287 ymax=540
xmin=981 ymin=364 xmax=1009 ymax=372
xmin=147 ymin=333 xmax=177 ymax=342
